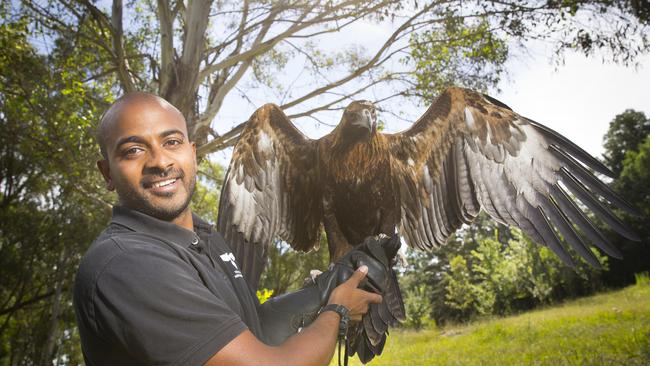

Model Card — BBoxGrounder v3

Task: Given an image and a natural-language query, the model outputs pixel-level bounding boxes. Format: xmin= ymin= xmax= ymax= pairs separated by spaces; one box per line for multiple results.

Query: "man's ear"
xmin=97 ymin=160 xmax=115 ymax=191
xmin=191 ymin=141 xmax=198 ymax=166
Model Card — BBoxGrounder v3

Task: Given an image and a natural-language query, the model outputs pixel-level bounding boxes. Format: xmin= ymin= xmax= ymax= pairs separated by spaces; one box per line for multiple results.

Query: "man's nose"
xmin=145 ymin=146 xmax=174 ymax=172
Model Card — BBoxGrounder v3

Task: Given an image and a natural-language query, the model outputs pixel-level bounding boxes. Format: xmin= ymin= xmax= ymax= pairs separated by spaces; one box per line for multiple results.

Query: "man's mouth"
xmin=153 ymin=178 xmax=177 ymax=188
xmin=143 ymin=177 xmax=180 ymax=189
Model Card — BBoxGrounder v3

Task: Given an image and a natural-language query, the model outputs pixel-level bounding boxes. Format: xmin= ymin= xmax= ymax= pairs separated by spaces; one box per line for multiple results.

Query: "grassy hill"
xmin=338 ymin=280 xmax=650 ymax=366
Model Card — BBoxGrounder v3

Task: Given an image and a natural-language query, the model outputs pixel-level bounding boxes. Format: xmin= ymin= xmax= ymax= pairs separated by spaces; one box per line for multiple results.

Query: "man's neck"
xmin=171 ymin=209 xmax=194 ymax=231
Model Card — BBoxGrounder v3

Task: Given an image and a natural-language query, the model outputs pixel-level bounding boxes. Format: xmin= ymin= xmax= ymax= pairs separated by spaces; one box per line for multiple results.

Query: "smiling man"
xmin=96 ymin=94 xmax=198 ymax=226
xmin=73 ymin=92 xmax=383 ymax=365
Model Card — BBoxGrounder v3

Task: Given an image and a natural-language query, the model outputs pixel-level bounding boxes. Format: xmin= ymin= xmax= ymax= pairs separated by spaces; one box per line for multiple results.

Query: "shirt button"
xmin=191 ymin=237 xmax=199 ymax=245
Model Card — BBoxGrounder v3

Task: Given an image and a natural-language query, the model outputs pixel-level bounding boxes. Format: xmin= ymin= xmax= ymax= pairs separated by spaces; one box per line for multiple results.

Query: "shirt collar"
xmin=111 ymin=206 xmax=212 ymax=247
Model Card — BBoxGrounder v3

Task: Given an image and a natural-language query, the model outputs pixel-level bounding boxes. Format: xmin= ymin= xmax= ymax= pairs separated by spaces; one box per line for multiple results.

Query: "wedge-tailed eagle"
xmin=217 ymin=87 xmax=638 ymax=361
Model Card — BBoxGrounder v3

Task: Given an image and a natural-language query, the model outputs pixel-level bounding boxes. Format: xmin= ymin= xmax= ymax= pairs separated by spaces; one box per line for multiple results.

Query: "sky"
xmin=496 ymin=46 xmax=650 ymax=158
xmin=209 ymin=16 xmax=650 ymax=165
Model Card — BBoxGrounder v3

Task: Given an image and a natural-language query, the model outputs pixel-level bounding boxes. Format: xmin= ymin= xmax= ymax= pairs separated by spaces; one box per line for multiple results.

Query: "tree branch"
xmin=196 ymin=121 xmax=246 ymax=157
xmin=195 ymin=71 xmax=399 ymax=156
xmin=280 ymin=2 xmax=434 ymax=110
xmin=111 ymin=0 xmax=136 ymax=92
xmin=197 ymin=0 xmax=375 ymax=80
xmin=233 ymin=0 xmax=250 ymax=55
xmin=284 ymin=75 xmax=392 ymax=119
xmin=0 ymin=289 xmax=66 ymax=317
xmin=163 ymin=0 xmax=213 ymax=116
xmin=196 ymin=3 xmax=277 ymax=130
xmin=157 ymin=0 xmax=175 ymax=94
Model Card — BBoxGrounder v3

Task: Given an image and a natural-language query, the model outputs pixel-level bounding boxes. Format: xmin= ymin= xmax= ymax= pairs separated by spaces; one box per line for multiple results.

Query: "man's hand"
xmin=327 ymin=265 xmax=382 ymax=321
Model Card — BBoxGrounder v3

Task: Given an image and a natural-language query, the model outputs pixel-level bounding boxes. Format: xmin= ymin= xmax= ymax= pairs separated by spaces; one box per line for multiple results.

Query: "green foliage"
xmin=636 ymin=272 xmax=650 ymax=286
xmin=406 ymin=14 xmax=509 ymax=101
xmin=618 ymin=135 xmax=650 ymax=216
xmin=443 ymin=256 xmax=482 ymax=319
xmin=431 ymin=219 xmax=607 ymax=324
xmin=601 ymin=110 xmax=650 ymax=288
xmin=337 ymin=283 xmax=650 ymax=366
xmin=1 ymin=15 xmax=113 ymax=364
xmin=403 ymin=283 xmax=433 ymax=330
xmin=190 ymin=159 xmax=225 ymax=224
xmin=602 ymin=110 xmax=650 ymax=176
xmin=259 ymin=235 xmax=330 ymax=296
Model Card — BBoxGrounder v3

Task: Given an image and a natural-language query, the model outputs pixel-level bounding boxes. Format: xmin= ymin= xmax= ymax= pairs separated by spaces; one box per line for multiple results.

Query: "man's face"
xmin=98 ymin=98 xmax=197 ymax=221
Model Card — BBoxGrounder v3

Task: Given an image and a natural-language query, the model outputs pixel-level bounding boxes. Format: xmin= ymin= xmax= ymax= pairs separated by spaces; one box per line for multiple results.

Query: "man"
xmin=73 ymin=92 xmax=383 ymax=365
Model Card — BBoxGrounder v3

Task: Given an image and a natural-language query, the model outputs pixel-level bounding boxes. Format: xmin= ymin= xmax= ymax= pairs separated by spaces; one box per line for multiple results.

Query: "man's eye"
xmin=165 ymin=139 xmax=183 ymax=147
xmin=124 ymin=147 xmax=143 ymax=156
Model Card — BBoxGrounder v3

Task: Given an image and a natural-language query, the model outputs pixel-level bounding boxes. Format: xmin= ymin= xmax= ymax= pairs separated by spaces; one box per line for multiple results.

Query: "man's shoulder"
xmin=76 ymin=225 xmax=127 ymax=280
xmin=74 ymin=224 xmax=176 ymax=296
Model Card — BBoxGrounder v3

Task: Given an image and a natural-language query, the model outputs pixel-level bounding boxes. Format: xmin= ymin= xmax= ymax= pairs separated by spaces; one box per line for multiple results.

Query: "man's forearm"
xmin=277 ymin=311 xmax=340 ymax=366
xmin=204 ymin=311 xmax=340 ymax=366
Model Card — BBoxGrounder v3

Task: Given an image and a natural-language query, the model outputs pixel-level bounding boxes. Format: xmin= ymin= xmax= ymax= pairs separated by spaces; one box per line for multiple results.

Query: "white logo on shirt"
xmin=220 ymin=252 xmax=243 ymax=278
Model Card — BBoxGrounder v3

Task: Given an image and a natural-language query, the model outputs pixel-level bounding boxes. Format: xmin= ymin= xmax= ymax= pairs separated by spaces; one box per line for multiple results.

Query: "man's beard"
xmin=117 ymin=173 xmax=197 ymax=222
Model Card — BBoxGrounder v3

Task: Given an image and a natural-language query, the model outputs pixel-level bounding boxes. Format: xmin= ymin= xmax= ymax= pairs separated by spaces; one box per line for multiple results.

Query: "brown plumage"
xmin=218 ymin=87 xmax=638 ymax=362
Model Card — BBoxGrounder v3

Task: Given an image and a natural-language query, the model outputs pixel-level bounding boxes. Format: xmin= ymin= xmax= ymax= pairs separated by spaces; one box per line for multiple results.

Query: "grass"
xmin=336 ymin=281 xmax=650 ymax=365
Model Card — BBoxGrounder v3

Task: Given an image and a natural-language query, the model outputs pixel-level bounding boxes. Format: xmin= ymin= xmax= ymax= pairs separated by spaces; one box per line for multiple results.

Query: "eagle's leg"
xmin=322 ymin=192 xmax=354 ymax=262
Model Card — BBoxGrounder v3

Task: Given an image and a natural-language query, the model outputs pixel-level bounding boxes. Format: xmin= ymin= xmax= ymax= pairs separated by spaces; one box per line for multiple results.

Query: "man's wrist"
xmin=319 ymin=304 xmax=349 ymax=340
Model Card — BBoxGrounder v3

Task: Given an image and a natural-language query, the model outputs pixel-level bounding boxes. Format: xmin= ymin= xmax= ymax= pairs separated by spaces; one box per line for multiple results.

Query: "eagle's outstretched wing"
xmin=388 ymin=87 xmax=639 ymax=266
xmin=218 ymin=104 xmax=322 ymax=289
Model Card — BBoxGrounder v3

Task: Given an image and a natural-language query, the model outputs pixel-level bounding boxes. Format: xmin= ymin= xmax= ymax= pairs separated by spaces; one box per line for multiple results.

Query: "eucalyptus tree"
xmin=14 ymin=0 xmax=650 ymax=157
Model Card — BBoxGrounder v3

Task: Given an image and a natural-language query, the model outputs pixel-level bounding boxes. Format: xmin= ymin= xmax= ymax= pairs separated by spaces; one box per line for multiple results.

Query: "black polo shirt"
xmin=73 ymin=206 xmax=263 ymax=365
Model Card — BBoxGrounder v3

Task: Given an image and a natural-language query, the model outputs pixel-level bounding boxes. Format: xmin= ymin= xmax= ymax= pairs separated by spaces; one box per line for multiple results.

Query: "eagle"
xmin=217 ymin=87 xmax=638 ymax=362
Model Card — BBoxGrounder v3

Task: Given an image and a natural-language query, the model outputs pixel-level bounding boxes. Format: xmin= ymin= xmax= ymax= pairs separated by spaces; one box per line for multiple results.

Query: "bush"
xmin=636 ymin=272 xmax=650 ymax=286
xmin=437 ymin=228 xmax=608 ymax=323
xmin=404 ymin=284 xmax=433 ymax=330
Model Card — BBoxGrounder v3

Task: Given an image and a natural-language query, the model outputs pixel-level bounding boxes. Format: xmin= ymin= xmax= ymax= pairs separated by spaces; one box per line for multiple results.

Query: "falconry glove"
xmin=258 ymin=234 xmax=396 ymax=346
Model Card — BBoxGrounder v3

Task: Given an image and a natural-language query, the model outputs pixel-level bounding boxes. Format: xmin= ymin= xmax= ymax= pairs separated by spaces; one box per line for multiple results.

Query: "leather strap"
xmin=319 ymin=304 xmax=350 ymax=366
xmin=319 ymin=304 xmax=349 ymax=339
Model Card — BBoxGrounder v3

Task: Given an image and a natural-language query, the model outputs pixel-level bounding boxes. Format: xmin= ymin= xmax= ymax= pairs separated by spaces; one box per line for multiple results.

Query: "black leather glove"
xmin=258 ymin=234 xmax=396 ymax=346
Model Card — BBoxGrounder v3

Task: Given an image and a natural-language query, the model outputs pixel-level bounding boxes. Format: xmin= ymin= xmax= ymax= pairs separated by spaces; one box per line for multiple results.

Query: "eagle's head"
xmin=337 ymin=100 xmax=377 ymax=144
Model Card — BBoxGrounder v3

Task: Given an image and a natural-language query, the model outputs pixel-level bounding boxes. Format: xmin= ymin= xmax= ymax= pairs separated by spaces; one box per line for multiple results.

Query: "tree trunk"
xmin=39 ymin=249 xmax=67 ymax=366
xmin=160 ymin=0 xmax=213 ymax=145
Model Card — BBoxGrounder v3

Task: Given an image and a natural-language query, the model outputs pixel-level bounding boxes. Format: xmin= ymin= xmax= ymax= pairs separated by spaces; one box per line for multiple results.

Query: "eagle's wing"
xmin=388 ymin=87 xmax=638 ymax=266
xmin=218 ymin=104 xmax=322 ymax=289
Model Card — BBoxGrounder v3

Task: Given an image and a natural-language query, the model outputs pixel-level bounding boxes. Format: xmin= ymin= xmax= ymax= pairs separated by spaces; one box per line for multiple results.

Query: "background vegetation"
xmin=334 ymin=275 xmax=650 ymax=366
xmin=1 ymin=0 xmax=649 ymax=364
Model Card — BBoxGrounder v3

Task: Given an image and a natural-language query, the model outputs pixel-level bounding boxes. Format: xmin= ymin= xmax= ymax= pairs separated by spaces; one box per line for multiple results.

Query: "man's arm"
xmin=206 ymin=266 xmax=381 ymax=366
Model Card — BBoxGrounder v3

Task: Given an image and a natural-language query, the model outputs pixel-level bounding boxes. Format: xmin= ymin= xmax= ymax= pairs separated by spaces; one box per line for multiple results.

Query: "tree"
xmin=12 ymin=0 xmax=650 ymax=156
xmin=603 ymin=110 xmax=650 ymax=176
xmin=259 ymin=235 xmax=330 ymax=295
xmin=600 ymin=109 xmax=650 ymax=287
xmin=603 ymin=122 xmax=650 ymax=287
xmin=442 ymin=255 xmax=479 ymax=321
xmin=0 ymin=16 xmax=113 ymax=364
xmin=437 ymin=227 xmax=607 ymax=324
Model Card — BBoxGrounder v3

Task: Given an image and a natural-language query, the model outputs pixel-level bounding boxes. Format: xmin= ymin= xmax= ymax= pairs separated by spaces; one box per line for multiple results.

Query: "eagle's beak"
xmin=362 ymin=108 xmax=377 ymax=134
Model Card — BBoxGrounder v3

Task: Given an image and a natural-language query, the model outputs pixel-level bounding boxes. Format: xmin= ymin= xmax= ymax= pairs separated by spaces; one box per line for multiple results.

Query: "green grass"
xmin=337 ymin=282 xmax=650 ymax=365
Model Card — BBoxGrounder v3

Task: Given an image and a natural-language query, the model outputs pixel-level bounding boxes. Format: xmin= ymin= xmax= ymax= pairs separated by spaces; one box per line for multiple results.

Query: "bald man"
xmin=73 ymin=93 xmax=383 ymax=365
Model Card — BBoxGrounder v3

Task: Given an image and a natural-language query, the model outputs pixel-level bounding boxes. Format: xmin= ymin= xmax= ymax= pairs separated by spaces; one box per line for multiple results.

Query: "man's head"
xmin=96 ymin=92 xmax=197 ymax=221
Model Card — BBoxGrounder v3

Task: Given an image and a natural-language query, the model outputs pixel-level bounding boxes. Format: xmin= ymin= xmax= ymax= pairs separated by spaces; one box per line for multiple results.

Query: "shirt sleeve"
xmin=91 ymin=238 xmax=247 ymax=366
